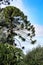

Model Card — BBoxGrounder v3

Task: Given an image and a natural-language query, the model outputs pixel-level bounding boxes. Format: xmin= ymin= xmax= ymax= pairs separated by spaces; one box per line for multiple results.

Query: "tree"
xmin=0 ymin=6 xmax=36 ymax=48
xmin=25 ymin=46 xmax=43 ymax=65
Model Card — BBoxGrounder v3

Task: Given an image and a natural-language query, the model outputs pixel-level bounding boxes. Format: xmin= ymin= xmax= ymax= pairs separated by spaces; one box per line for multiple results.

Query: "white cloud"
xmin=34 ymin=25 xmax=43 ymax=37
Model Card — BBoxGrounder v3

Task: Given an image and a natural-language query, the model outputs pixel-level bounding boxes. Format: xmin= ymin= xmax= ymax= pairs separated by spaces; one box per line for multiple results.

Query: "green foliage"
xmin=25 ymin=47 xmax=43 ymax=65
xmin=0 ymin=43 xmax=25 ymax=65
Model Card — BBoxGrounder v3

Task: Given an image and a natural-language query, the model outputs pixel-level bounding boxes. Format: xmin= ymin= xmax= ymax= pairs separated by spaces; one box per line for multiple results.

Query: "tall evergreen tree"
xmin=0 ymin=0 xmax=36 ymax=48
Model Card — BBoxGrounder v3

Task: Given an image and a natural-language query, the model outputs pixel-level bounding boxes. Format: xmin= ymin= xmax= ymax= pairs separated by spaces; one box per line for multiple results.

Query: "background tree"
xmin=0 ymin=6 xmax=36 ymax=48
xmin=25 ymin=46 xmax=43 ymax=65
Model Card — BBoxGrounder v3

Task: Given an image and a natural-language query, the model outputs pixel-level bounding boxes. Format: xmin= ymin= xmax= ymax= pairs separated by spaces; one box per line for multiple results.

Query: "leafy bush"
xmin=0 ymin=43 xmax=25 ymax=65
xmin=25 ymin=47 xmax=43 ymax=65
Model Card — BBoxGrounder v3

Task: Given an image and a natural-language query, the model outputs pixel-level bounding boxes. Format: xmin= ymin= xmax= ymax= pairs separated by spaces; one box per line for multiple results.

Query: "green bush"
xmin=0 ymin=43 xmax=24 ymax=65
xmin=25 ymin=47 xmax=43 ymax=65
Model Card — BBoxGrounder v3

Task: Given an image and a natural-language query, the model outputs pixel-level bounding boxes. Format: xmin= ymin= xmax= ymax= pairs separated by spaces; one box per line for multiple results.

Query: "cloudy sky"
xmin=1 ymin=0 xmax=43 ymax=53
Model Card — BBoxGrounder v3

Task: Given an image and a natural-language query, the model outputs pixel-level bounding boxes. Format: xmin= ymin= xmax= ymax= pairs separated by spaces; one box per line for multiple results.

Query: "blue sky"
xmin=1 ymin=0 xmax=43 ymax=54
xmin=23 ymin=0 xmax=43 ymax=25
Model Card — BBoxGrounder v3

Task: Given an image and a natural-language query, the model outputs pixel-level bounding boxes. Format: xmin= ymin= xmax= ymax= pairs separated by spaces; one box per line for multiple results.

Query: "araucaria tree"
xmin=0 ymin=0 xmax=36 ymax=48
